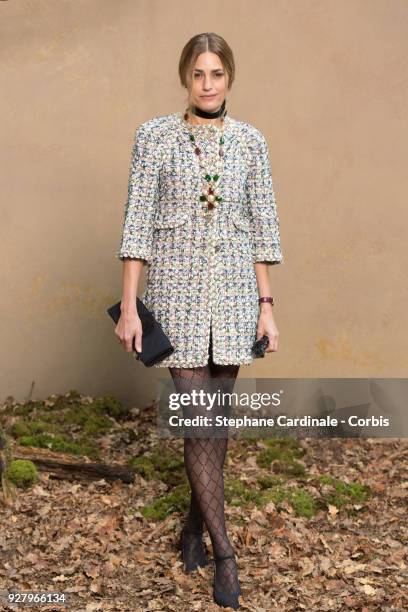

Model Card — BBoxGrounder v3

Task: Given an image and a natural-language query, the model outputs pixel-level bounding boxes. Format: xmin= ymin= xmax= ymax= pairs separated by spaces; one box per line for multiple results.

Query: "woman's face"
xmin=188 ymin=52 xmax=228 ymax=112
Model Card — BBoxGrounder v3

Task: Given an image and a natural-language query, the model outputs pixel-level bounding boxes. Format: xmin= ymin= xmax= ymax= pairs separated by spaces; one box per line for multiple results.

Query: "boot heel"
xmin=212 ymin=553 xmax=242 ymax=609
xmin=179 ymin=526 xmax=208 ymax=573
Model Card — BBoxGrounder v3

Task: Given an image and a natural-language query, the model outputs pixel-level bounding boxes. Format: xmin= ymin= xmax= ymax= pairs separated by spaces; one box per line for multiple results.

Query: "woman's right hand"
xmin=115 ymin=309 xmax=143 ymax=354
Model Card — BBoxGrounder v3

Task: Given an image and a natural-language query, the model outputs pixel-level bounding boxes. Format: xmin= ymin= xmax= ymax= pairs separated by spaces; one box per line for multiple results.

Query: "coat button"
xmin=214 ymin=244 xmax=220 ymax=253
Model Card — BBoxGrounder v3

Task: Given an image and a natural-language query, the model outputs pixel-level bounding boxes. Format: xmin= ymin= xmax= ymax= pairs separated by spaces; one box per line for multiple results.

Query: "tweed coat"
xmin=116 ymin=111 xmax=283 ymax=368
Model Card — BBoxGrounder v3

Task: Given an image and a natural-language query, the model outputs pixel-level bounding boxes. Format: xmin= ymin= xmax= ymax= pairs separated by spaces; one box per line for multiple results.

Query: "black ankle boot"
xmin=212 ymin=553 xmax=242 ymax=609
xmin=178 ymin=525 xmax=209 ymax=573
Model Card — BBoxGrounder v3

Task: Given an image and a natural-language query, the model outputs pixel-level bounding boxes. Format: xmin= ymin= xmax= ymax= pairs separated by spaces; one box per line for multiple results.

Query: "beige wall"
xmin=2 ymin=0 xmax=407 ymax=407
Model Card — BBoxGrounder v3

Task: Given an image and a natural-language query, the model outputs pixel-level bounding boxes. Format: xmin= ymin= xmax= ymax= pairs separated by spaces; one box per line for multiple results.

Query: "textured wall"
xmin=1 ymin=0 xmax=407 ymax=406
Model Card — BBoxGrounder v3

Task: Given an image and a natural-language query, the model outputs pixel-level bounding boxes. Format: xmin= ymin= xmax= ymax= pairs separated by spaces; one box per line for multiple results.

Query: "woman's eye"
xmin=193 ymin=73 xmax=223 ymax=78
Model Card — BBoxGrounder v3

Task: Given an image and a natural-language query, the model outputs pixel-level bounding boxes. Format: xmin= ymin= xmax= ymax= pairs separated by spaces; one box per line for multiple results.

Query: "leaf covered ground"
xmin=0 ymin=391 xmax=407 ymax=611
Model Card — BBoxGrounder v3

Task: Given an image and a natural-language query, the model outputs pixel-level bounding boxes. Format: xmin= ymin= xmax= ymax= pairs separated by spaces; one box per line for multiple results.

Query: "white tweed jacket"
xmin=116 ymin=111 xmax=283 ymax=368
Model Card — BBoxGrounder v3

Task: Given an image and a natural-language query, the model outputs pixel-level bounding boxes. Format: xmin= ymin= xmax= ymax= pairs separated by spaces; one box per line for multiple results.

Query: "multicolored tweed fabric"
xmin=116 ymin=111 xmax=283 ymax=367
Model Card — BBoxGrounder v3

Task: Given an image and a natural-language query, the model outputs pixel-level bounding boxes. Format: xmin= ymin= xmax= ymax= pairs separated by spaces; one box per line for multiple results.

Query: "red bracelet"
xmin=258 ymin=297 xmax=274 ymax=305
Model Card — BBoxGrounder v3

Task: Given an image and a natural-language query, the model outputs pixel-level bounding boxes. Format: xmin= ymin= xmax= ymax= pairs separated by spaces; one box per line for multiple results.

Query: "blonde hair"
xmin=178 ymin=33 xmax=235 ymax=102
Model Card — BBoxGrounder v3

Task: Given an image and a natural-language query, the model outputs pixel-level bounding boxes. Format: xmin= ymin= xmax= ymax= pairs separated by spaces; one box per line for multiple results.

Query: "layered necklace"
xmin=183 ymin=99 xmax=227 ymax=213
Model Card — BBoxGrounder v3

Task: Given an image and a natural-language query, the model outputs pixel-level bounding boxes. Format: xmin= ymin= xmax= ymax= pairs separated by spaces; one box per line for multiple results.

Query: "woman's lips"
xmin=202 ymin=94 xmax=217 ymax=99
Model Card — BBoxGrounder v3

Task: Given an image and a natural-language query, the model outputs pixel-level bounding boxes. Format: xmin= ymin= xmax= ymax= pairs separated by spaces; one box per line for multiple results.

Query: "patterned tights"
xmin=169 ymin=328 xmax=240 ymax=595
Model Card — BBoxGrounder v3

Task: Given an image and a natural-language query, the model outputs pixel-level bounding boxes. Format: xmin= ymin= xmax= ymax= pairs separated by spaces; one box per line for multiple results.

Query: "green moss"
xmin=140 ymin=483 xmax=191 ymax=521
xmin=259 ymin=484 xmax=288 ymax=506
xmin=289 ymin=489 xmax=317 ymax=518
xmin=244 ymin=435 xmax=259 ymax=444
xmin=0 ymin=391 xmax=131 ymax=461
xmin=42 ymin=394 xmax=74 ymax=412
xmin=278 ymin=459 xmax=306 ymax=477
xmin=318 ymin=474 xmax=334 ymax=486
xmin=336 ymin=480 xmax=371 ymax=502
xmin=37 ymin=396 xmax=127 ymax=432
xmin=83 ymin=414 xmax=112 ymax=435
xmin=259 ymin=448 xmax=294 ymax=465
xmin=18 ymin=433 xmax=97 ymax=458
xmin=13 ymin=403 xmax=34 ymax=417
xmin=10 ymin=421 xmax=30 ymax=437
xmin=265 ymin=437 xmax=304 ymax=454
xmin=224 ymin=478 xmax=264 ymax=507
xmin=9 ymin=411 xmax=100 ymax=458
xmin=6 ymin=459 xmax=38 ymax=489
xmin=255 ymin=472 xmax=371 ymax=518
xmin=320 ymin=476 xmax=371 ymax=509
xmin=129 ymin=456 xmax=156 ymax=480
xmin=92 ymin=395 xmax=129 ymax=420
xmin=259 ymin=484 xmax=317 ymax=517
xmin=12 ymin=400 xmax=48 ymax=417
xmin=128 ymin=444 xmax=186 ymax=486
xmin=257 ymin=474 xmax=284 ymax=489
xmin=257 ymin=438 xmax=306 ymax=476
xmin=224 ymin=464 xmax=316 ymax=517
xmin=48 ymin=404 xmax=108 ymax=430
xmin=62 ymin=407 xmax=112 ymax=435
xmin=257 ymin=438 xmax=304 ymax=465
xmin=9 ymin=406 xmax=115 ymax=457
xmin=11 ymin=420 xmax=63 ymax=438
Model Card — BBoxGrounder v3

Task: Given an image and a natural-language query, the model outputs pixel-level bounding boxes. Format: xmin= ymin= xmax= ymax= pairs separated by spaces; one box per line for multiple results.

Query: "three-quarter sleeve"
xmin=116 ymin=123 xmax=160 ymax=262
xmin=245 ymin=130 xmax=284 ymax=265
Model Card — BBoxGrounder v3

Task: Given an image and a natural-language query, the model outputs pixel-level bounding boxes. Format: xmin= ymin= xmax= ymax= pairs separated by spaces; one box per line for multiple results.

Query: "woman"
xmin=115 ymin=33 xmax=283 ymax=610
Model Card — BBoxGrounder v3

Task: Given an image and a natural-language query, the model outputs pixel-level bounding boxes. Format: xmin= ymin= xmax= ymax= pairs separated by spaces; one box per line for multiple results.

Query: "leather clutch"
xmin=251 ymin=334 xmax=269 ymax=358
xmin=107 ymin=298 xmax=174 ymax=367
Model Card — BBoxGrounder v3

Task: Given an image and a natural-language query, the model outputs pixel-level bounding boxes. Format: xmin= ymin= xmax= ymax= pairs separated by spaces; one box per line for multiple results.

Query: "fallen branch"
xmin=12 ymin=444 xmax=135 ymax=484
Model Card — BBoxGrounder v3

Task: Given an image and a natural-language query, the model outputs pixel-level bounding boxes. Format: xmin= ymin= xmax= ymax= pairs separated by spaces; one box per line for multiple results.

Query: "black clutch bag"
xmin=107 ymin=298 xmax=174 ymax=367
xmin=251 ymin=334 xmax=269 ymax=358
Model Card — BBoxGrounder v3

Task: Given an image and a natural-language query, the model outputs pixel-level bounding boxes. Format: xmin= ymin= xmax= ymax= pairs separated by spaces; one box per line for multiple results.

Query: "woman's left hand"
xmin=257 ymin=308 xmax=279 ymax=353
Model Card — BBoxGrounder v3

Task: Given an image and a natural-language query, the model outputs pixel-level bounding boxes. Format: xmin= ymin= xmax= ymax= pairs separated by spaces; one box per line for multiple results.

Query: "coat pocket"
xmin=232 ymin=211 xmax=251 ymax=232
xmin=153 ymin=212 xmax=189 ymax=229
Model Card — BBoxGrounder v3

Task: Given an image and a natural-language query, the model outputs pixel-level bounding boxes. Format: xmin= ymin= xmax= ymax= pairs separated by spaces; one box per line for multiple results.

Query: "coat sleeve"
xmin=245 ymin=130 xmax=284 ymax=265
xmin=116 ymin=123 xmax=160 ymax=262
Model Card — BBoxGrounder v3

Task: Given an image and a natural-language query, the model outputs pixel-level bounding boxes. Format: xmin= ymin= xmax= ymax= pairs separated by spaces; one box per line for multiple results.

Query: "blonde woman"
xmin=115 ymin=32 xmax=283 ymax=610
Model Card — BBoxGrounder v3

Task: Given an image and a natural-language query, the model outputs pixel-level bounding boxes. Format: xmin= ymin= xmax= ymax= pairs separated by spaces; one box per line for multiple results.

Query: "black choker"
xmin=191 ymin=98 xmax=227 ymax=119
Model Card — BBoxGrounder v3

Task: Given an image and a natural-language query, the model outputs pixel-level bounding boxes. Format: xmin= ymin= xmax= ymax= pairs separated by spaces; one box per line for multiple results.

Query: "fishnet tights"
xmin=169 ymin=328 xmax=240 ymax=595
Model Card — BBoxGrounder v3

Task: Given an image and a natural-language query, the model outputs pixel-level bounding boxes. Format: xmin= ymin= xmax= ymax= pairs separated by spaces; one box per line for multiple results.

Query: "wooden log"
xmin=12 ymin=444 xmax=135 ymax=484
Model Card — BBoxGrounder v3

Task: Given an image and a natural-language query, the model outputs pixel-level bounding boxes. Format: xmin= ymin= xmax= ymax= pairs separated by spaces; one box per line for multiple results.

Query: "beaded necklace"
xmin=183 ymin=108 xmax=226 ymax=213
